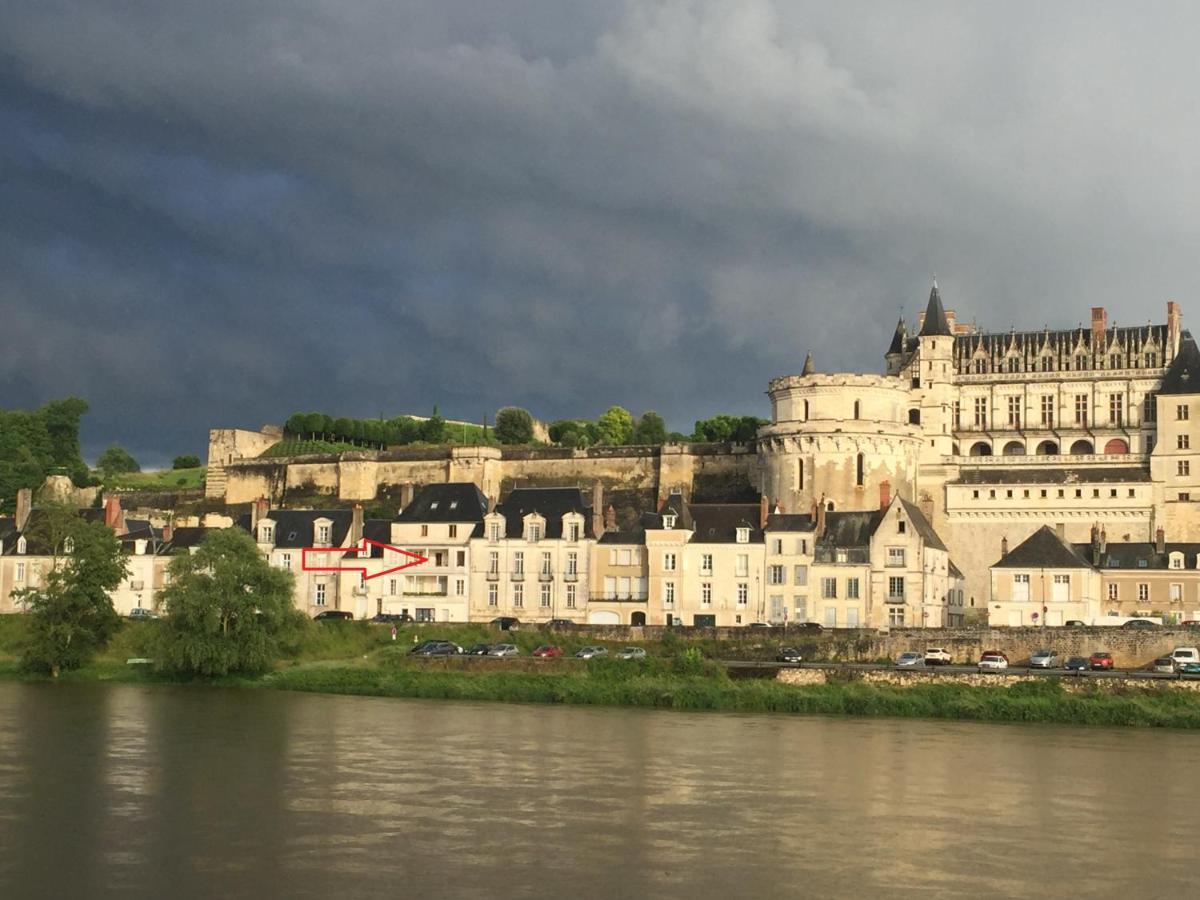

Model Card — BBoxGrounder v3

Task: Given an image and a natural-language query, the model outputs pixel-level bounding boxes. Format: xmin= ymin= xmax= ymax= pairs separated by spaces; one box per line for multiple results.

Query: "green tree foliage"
xmin=17 ymin=511 xmax=128 ymax=677
xmin=97 ymin=444 xmax=140 ymax=476
xmin=493 ymin=407 xmax=535 ymax=444
xmin=156 ymin=529 xmax=302 ymax=677
xmin=172 ymin=454 xmax=201 ymax=469
xmin=691 ymin=415 xmax=767 ymax=443
xmin=419 ymin=409 xmax=446 ymax=443
xmin=595 ymin=406 xmax=635 ymax=445
xmin=632 ymin=411 xmax=668 ymax=445
xmin=0 ymin=398 xmax=92 ymax=511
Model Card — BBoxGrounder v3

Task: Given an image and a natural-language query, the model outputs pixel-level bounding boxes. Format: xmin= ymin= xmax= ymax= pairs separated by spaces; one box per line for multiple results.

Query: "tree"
xmin=18 ymin=512 xmax=128 ymax=677
xmin=494 ymin=407 xmax=535 ymax=444
xmin=632 ymin=411 xmax=667 ymax=445
xmin=420 ymin=411 xmax=446 ymax=443
xmin=41 ymin=397 xmax=90 ymax=485
xmin=156 ymin=529 xmax=301 ymax=677
xmin=97 ymin=444 xmax=139 ymax=476
xmin=172 ymin=454 xmax=201 ymax=470
xmin=595 ymin=406 xmax=634 ymax=445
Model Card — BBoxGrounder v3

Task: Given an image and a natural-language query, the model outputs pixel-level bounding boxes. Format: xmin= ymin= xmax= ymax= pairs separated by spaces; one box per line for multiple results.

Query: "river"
xmin=0 ymin=682 xmax=1195 ymax=898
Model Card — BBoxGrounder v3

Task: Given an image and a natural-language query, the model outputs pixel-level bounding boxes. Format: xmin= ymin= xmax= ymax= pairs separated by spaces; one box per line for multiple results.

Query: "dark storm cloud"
xmin=3 ymin=0 xmax=1200 ymax=465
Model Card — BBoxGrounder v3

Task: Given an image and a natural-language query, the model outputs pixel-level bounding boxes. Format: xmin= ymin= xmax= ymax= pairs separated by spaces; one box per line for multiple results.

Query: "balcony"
xmin=405 ymin=587 xmax=448 ymax=597
xmin=563 ymin=572 xmax=578 ymax=582
xmin=538 ymin=571 xmax=554 ymax=582
xmin=486 ymin=571 xmax=499 ymax=581
xmin=595 ymin=593 xmax=649 ymax=603
xmin=886 ymin=595 xmax=906 ymax=604
xmin=511 ymin=572 xmax=524 ymax=582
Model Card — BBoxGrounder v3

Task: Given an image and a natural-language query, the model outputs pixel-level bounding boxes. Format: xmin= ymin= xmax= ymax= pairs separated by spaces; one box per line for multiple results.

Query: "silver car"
xmin=488 ymin=643 xmax=520 ymax=657
xmin=894 ymin=651 xmax=924 ymax=667
xmin=1029 ymin=650 xmax=1058 ymax=669
xmin=576 ymin=646 xmax=609 ymax=659
xmin=616 ymin=647 xmax=646 ymax=660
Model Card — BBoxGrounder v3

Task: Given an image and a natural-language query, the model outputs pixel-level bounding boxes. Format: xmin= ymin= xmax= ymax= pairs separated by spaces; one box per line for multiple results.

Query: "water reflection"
xmin=0 ymin=683 xmax=1197 ymax=899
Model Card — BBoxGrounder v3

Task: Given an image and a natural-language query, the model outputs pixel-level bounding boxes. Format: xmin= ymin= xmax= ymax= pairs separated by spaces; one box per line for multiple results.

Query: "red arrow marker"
xmin=301 ymin=538 xmax=428 ymax=581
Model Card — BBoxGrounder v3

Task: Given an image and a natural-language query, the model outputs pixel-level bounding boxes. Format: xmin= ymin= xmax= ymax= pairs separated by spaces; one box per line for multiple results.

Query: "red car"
xmin=532 ymin=645 xmax=563 ymax=658
xmin=1089 ymin=651 xmax=1114 ymax=670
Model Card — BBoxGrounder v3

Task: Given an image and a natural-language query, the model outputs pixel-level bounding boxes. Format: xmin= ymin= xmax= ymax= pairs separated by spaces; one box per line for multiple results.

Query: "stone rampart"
xmin=776 ymin=666 xmax=1200 ymax=693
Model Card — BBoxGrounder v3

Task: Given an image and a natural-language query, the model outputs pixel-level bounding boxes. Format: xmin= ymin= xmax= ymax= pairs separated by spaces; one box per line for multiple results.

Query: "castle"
xmin=207 ymin=283 xmax=1200 ymax=613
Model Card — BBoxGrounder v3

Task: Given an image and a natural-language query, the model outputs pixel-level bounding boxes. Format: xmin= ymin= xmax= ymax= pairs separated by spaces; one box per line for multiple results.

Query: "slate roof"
xmin=160 ymin=527 xmax=213 ymax=553
xmin=819 ymin=510 xmax=887 ymax=549
xmin=765 ymin=513 xmax=817 ymax=532
xmin=954 ymin=467 xmax=1151 ymax=485
xmin=346 ymin=519 xmax=394 ymax=559
xmin=993 ymin=526 xmax=1092 ymax=569
xmin=236 ymin=509 xmax=355 ymax=548
xmin=487 ymin=488 xmax=594 ymax=540
xmin=1071 ymin=541 xmax=1200 ymax=570
xmin=898 ymin=498 xmax=947 ymax=551
xmin=949 ymin=560 xmax=964 ymax=579
xmin=397 ymin=483 xmax=488 ymax=523
xmin=887 ymin=318 xmax=907 ymax=356
xmin=687 ymin=503 xmax=764 ymax=544
xmin=919 ymin=283 xmax=952 ymax=337
xmin=1160 ymin=332 xmax=1200 ymax=395
xmin=1 ymin=508 xmax=106 ymax=555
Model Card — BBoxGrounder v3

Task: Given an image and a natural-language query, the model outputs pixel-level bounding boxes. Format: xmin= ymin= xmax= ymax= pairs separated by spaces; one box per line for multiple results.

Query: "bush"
xmin=172 ymin=454 xmax=201 ymax=469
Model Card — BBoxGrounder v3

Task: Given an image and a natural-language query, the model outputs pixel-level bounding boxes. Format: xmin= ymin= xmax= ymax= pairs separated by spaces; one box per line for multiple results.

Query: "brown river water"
xmin=0 ymin=682 xmax=1196 ymax=899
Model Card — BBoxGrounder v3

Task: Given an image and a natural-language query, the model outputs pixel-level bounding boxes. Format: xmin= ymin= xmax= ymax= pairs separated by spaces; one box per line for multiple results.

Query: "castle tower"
xmin=885 ymin=317 xmax=907 ymax=376
xmin=915 ymin=280 xmax=956 ymax=462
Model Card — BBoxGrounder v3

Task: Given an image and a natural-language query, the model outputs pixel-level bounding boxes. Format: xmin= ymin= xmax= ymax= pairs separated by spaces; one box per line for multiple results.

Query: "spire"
xmin=886 ymin=317 xmax=907 ymax=356
xmin=919 ymin=280 xmax=952 ymax=337
xmin=801 ymin=353 xmax=814 ymax=375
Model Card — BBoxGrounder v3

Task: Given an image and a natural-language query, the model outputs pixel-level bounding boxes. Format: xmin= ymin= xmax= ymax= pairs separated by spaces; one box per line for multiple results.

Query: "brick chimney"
xmin=14 ymin=488 xmax=32 ymax=532
xmin=1156 ymin=526 xmax=1166 ymax=554
xmin=351 ymin=503 xmax=364 ymax=544
xmin=1091 ymin=306 xmax=1107 ymax=344
xmin=592 ymin=482 xmax=604 ymax=536
xmin=604 ymin=503 xmax=617 ymax=532
xmin=815 ymin=494 xmax=827 ymax=539
xmin=1001 ymin=536 xmax=1008 ymax=559
xmin=161 ymin=523 xmax=173 ymax=544
xmin=879 ymin=479 xmax=891 ymax=511
xmin=251 ymin=496 xmax=269 ymax=530
xmin=759 ymin=494 xmax=769 ymax=530
xmin=104 ymin=494 xmax=124 ymax=533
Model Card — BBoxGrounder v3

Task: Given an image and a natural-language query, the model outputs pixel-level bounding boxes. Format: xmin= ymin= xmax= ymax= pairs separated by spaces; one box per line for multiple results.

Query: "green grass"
xmin=259 ymin=439 xmax=361 ymax=458
xmin=99 ymin=467 xmax=205 ymax=490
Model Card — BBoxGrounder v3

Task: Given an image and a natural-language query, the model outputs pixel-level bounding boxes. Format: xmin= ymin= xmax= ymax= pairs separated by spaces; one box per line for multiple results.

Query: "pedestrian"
xmin=391 ymin=624 xmax=398 ymax=641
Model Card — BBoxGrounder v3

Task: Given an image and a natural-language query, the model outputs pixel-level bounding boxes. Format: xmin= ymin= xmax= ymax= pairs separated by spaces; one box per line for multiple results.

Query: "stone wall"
xmin=777 ymin=666 xmax=1200 ymax=693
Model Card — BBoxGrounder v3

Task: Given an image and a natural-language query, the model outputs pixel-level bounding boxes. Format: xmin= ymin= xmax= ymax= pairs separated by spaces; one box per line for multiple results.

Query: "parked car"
xmin=313 ymin=610 xmax=353 ymax=621
xmin=1122 ymin=619 xmax=1160 ymax=629
xmin=1170 ymin=647 xmax=1200 ymax=669
xmin=490 ymin=617 xmax=521 ymax=631
xmin=793 ymin=622 xmax=824 ymax=633
xmin=128 ymin=607 xmax=160 ymax=620
xmin=977 ymin=651 xmax=1009 ymax=670
xmin=413 ymin=641 xmax=462 ymax=656
xmin=464 ymin=643 xmax=492 ymax=656
xmin=1089 ymin=651 xmax=1115 ymax=670
xmin=617 ymin=647 xmax=647 ymax=660
xmin=576 ymin=646 xmax=608 ymax=659
xmin=410 ymin=639 xmax=440 ymax=654
xmin=776 ymin=646 xmax=803 ymax=663
xmin=894 ymin=651 xmax=924 ymax=667
xmin=1064 ymin=620 xmax=1086 ymax=627
xmin=747 ymin=622 xmax=771 ymax=629
xmin=1152 ymin=657 xmax=1177 ymax=674
xmin=546 ymin=619 xmax=575 ymax=628
xmin=1181 ymin=620 xmax=1200 ymax=628
xmin=532 ymin=645 xmax=563 ymax=658
xmin=1064 ymin=656 xmax=1089 ymax=673
xmin=371 ymin=612 xmax=412 ymax=623
xmin=488 ymin=643 xmax=520 ymax=657
xmin=1028 ymin=650 xmax=1058 ymax=669
xmin=1178 ymin=662 xmax=1200 ymax=675
xmin=924 ymin=648 xmax=952 ymax=666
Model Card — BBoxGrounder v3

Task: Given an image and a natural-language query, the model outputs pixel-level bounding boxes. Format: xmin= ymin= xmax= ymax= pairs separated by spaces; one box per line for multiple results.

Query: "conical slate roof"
xmin=1160 ymin=332 xmax=1200 ymax=395
xmin=918 ymin=282 xmax=952 ymax=337
xmin=887 ymin=318 xmax=907 ymax=355
xmin=801 ymin=353 xmax=814 ymax=375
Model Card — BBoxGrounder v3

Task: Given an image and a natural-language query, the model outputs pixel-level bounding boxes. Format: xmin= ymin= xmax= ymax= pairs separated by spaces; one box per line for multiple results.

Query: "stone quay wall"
xmin=777 ymin=667 xmax=1200 ymax=693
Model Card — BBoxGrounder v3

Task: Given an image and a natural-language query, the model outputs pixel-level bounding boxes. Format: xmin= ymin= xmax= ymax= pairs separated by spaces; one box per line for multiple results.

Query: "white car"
xmin=576 ymin=646 xmax=609 ymax=659
xmin=616 ymin=647 xmax=646 ymax=660
xmin=924 ymin=648 xmax=952 ymax=666
xmin=894 ymin=651 xmax=924 ymax=667
xmin=487 ymin=643 xmax=520 ymax=657
xmin=1029 ymin=650 xmax=1058 ymax=669
xmin=978 ymin=652 xmax=1009 ymax=670
xmin=1170 ymin=647 xmax=1200 ymax=670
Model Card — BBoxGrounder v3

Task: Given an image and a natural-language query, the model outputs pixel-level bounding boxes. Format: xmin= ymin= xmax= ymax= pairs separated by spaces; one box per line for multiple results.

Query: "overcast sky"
xmin=4 ymin=1 xmax=1200 ymax=466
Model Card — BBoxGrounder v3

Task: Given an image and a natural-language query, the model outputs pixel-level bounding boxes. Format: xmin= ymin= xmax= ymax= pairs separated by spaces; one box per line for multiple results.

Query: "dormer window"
xmin=16 ymin=536 xmax=26 ymax=555
xmin=489 ymin=521 xmax=501 ymax=542
xmin=1169 ymin=552 xmax=1184 ymax=570
xmin=63 ymin=536 xmax=74 ymax=554
xmin=259 ymin=524 xmax=274 ymax=544
xmin=736 ymin=527 xmax=750 ymax=544
xmin=316 ymin=524 xmax=331 ymax=544
xmin=527 ymin=522 xmax=542 ymax=543
xmin=568 ymin=523 xmax=580 ymax=542
xmin=663 ymin=515 xmax=677 ymax=529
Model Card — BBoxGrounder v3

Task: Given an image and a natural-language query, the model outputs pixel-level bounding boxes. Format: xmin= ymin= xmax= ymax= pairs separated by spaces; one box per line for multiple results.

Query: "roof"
xmin=123 ymin=518 xmax=162 ymax=541
xmin=160 ymin=527 xmax=213 ymax=553
xmin=887 ymin=318 xmax=907 ymax=356
xmin=237 ymin=509 xmax=355 ymax=548
xmin=954 ymin=467 xmax=1151 ymax=485
xmin=489 ymin=488 xmax=593 ymax=540
xmin=993 ymin=526 xmax=1092 ymax=569
xmin=765 ymin=513 xmax=817 ymax=532
xmin=898 ymin=498 xmax=947 ymax=551
xmin=949 ymin=560 xmax=964 ymax=579
xmin=820 ymin=510 xmax=886 ymax=549
xmin=1160 ymin=332 xmax=1200 ymax=395
xmin=686 ymin=503 xmax=763 ymax=544
xmin=1 ymin=508 xmax=103 ymax=555
xmin=1072 ymin=541 xmax=1200 ymax=570
xmin=397 ymin=483 xmax=488 ymax=523
xmin=919 ymin=283 xmax=952 ymax=337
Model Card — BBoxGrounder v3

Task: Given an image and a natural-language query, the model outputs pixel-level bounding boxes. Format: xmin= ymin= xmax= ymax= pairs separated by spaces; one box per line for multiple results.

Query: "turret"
xmin=885 ymin=317 xmax=907 ymax=376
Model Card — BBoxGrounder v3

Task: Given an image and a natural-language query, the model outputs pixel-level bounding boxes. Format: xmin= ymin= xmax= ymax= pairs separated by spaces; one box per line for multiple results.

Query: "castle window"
xmin=853 ymin=400 xmax=861 ymax=419
xmin=1074 ymin=354 xmax=1088 ymax=370
xmin=1007 ymin=357 xmax=1020 ymax=373
xmin=1040 ymin=396 xmax=1054 ymax=427
xmin=796 ymin=460 xmax=804 ymax=490
xmin=663 ymin=514 xmax=677 ymax=529
xmin=1146 ymin=353 xmax=1158 ymax=367
xmin=63 ymin=537 xmax=74 ymax=554
xmin=953 ymin=401 xmax=961 ymax=427
xmin=1109 ymin=353 xmax=1122 ymax=369
xmin=908 ymin=409 xmax=921 ymax=425
xmin=736 ymin=527 xmax=750 ymax=544
xmin=973 ymin=359 xmax=986 ymax=374
xmin=420 ymin=524 xmax=429 ymax=537
xmin=1007 ymin=397 xmax=1021 ymax=428
xmin=973 ymin=398 xmax=987 ymax=428
xmin=316 ymin=524 xmax=330 ymax=544
xmin=1109 ymin=394 xmax=1124 ymax=426
xmin=1178 ymin=404 xmax=1190 ymax=421
xmin=802 ymin=400 xmax=809 ymax=420
xmin=1143 ymin=394 xmax=1157 ymax=422
xmin=856 ymin=453 xmax=865 ymax=487
xmin=1179 ymin=435 xmax=1190 ymax=450
xmin=1041 ymin=357 xmax=1054 ymax=372
xmin=1179 ymin=461 xmax=1191 ymax=477
xmin=16 ymin=537 xmax=25 ymax=555
xmin=1074 ymin=395 xmax=1088 ymax=426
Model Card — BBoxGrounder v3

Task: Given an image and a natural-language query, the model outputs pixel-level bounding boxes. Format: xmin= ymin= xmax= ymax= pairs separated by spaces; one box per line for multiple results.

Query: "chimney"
xmin=773 ymin=497 xmax=784 ymax=514
xmin=592 ymin=482 xmax=604 ymax=536
xmin=161 ymin=523 xmax=173 ymax=544
xmin=605 ymin=503 xmax=617 ymax=532
xmin=815 ymin=494 xmax=827 ymax=539
xmin=879 ymin=479 xmax=891 ymax=511
xmin=1001 ymin=537 xmax=1008 ymax=559
xmin=401 ymin=482 xmax=415 ymax=510
xmin=14 ymin=488 xmax=32 ymax=532
xmin=1168 ymin=301 xmax=1183 ymax=357
xmin=1099 ymin=526 xmax=1107 ymax=554
xmin=104 ymin=494 xmax=124 ymax=533
xmin=1055 ymin=522 xmax=1066 ymax=541
xmin=351 ymin=503 xmax=364 ymax=544
xmin=1156 ymin=526 xmax=1166 ymax=554
xmin=759 ymin=494 xmax=769 ymax=530
xmin=251 ymin=496 xmax=269 ymax=530
xmin=1091 ymin=306 xmax=1107 ymax=344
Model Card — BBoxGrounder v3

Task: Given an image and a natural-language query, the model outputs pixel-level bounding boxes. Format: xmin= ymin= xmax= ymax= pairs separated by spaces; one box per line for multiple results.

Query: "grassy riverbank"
xmin=5 ymin=617 xmax=1200 ymax=727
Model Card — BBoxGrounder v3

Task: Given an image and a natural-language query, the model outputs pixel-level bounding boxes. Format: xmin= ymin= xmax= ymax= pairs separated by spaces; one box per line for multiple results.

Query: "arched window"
xmin=1104 ymin=438 xmax=1129 ymax=455
xmin=856 ymin=453 xmax=865 ymax=487
xmin=1002 ymin=441 xmax=1026 ymax=456
xmin=1070 ymin=439 xmax=1094 ymax=455
xmin=1035 ymin=440 xmax=1059 ymax=455
xmin=969 ymin=441 xmax=992 ymax=457
xmin=63 ymin=536 xmax=74 ymax=554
